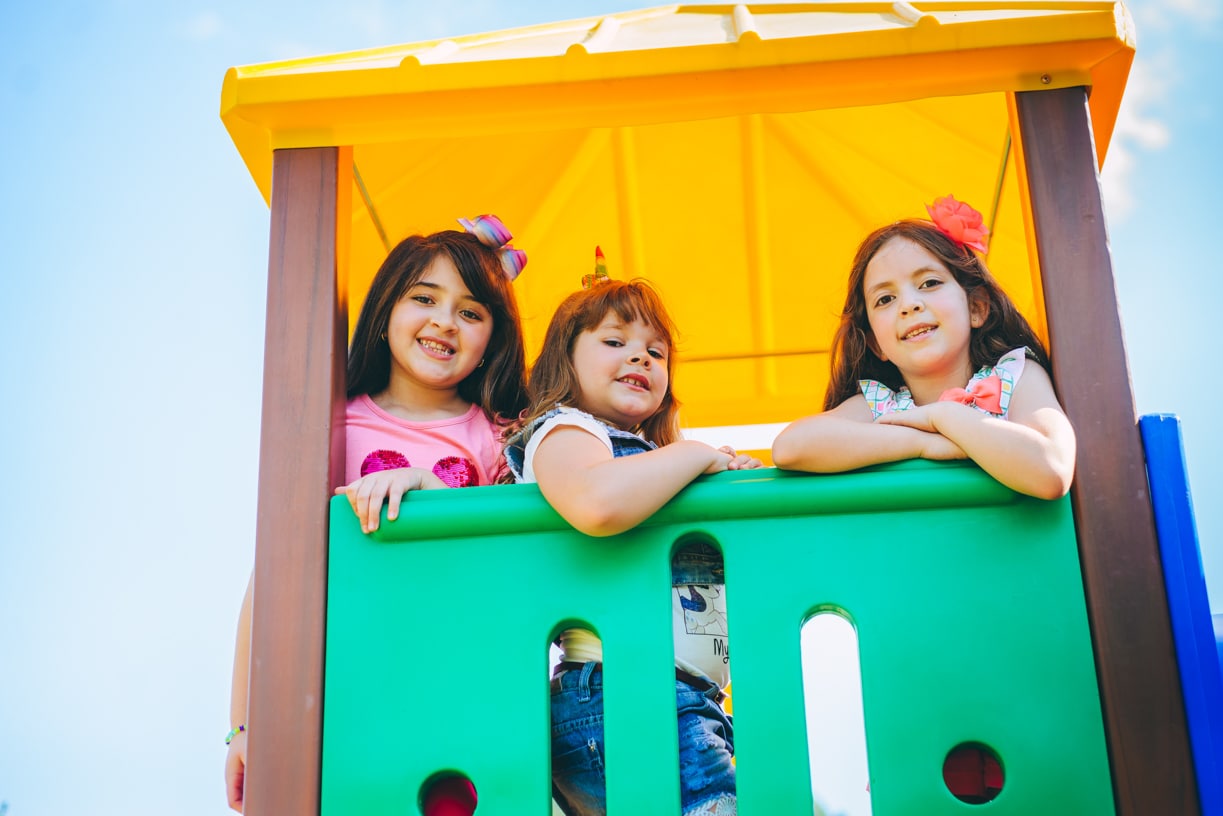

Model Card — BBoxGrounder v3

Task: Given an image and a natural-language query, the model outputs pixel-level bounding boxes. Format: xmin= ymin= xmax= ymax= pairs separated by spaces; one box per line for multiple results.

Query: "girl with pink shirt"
xmin=225 ymin=216 xmax=528 ymax=815
xmin=336 ymin=216 xmax=528 ymax=531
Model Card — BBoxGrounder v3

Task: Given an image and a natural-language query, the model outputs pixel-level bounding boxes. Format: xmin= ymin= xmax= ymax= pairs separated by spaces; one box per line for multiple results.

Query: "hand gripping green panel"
xmin=322 ymin=461 xmax=1114 ymax=815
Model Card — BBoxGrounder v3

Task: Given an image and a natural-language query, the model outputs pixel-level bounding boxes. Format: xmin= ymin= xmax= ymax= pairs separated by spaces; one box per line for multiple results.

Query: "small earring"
xmin=478 ymin=358 xmax=486 ymax=368
xmin=380 ymin=331 xmax=387 ymax=341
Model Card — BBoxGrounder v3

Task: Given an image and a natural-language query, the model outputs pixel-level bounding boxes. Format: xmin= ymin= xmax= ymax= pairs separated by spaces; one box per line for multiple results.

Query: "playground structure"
xmin=220 ymin=2 xmax=1219 ymax=814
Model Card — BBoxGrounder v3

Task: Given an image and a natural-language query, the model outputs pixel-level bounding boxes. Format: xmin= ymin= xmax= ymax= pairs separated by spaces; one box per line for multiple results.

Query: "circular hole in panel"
xmin=420 ymin=774 xmax=478 ymax=815
xmin=943 ymin=743 xmax=1004 ymax=804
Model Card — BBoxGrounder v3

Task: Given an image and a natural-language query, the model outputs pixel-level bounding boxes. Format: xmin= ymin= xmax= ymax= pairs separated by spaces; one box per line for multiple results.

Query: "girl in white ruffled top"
xmin=773 ymin=195 xmax=1076 ymax=500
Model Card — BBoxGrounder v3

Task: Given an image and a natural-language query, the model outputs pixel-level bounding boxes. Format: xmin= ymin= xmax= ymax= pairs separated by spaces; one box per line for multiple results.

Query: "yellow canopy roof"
xmin=221 ymin=1 xmax=1134 ymax=430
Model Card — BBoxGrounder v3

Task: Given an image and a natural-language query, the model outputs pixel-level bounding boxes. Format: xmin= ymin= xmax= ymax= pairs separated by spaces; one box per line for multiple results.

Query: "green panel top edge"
xmin=349 ymin=460 xmax=1022 ymax=544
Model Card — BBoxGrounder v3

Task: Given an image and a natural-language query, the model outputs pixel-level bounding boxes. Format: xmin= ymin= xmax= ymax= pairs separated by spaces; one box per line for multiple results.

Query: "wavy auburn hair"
xmin=824 ymin=219 xmax=1049 ymax=411
xmin=346 ymin=230 xmax=527 ymax=421
xmin=523 ymin=279 xmax=682 ymax=447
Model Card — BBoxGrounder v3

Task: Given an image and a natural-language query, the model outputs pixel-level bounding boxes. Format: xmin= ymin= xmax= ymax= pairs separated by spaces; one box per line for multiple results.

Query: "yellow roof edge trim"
xmin=225 ymin=0 xmax=1129 ymax=80
xmin=223 ymin=6 xmax=1128 ymax=96
xmin=231 ymin=5 xmax=683 ymax=77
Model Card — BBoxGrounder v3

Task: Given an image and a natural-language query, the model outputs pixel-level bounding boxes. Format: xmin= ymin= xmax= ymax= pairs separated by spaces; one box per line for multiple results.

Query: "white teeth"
xmin=419 ymin=339 xmax=454 ymax=355
xmin=904 ymin=326 xmax=934 ymax=340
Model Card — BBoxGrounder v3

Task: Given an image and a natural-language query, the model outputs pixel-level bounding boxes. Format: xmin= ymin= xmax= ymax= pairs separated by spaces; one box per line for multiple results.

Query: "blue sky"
xmin=0 ymin=3 xmax=1218 ymax=815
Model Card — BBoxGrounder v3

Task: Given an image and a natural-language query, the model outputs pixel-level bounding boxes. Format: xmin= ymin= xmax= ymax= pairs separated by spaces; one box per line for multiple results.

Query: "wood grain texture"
xmin=1016 ymin=86 xmax=1199 ymax=815
xmin=245 ymin=147 xmax=348 ymax=816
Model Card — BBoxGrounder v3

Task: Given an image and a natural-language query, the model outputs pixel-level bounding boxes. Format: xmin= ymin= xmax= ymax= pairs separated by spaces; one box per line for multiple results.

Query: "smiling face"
xmin=384 ymin=254 xmax=494 ymax=399
xmin=570 ymin=312 xmax=670 ymax=430
xmin=863 ymin=236 xmax=986 ymax=389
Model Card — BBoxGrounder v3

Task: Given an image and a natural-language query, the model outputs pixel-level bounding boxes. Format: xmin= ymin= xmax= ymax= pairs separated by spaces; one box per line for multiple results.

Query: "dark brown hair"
xmin=346 ymin=230 xmax=527 ymax=421
xmin=824 ymin=219 xmax=1049 ymax=410
xmin=522 ymin=279 xmax=682 ymax=446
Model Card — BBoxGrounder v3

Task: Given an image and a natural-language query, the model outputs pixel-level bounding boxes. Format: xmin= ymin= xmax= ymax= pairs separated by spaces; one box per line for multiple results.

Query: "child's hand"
xmin=876 ymin=403 xmax=966 ymax=460
xmin=335 ymin=467 xmax=448 ymax=533
xmin=875 ymin=402 xmax=947 ymax=433
xmin=225 ymin=730 xmax=246 ymax=812
xmin=700 ymin=445 xmax=737 ymax=474
xmin=718 ymin=446 xmax=764 ymax=470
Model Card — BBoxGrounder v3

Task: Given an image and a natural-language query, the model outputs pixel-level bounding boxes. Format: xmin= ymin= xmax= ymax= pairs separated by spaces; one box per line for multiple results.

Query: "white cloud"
xmin=1100 ymin=52 xmax=1172 ymax=222
xmin=1103 ymin=0 xmax=1223 ymax=220
xmin=1129 ymin=0 xmax=1220 ymax=35
xmin=1165 ymin=0 xmax=1221 ymax=24
xmin=346 ymin=0 xmax=471 ymax=44
xmin=183 ymin=11 xmax=223 ymax=42
xmin=347 ymin=1 xmax=392 ymax=43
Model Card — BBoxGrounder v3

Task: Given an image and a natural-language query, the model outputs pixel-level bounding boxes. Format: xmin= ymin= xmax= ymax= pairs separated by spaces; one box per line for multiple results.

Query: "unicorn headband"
xmin=458 ymin=214 xmax=528 ymax=281
xmin=582 ymin=246 xmax=611 ymax=289
xmin=925 ymin=194 xmax=990 ymax=254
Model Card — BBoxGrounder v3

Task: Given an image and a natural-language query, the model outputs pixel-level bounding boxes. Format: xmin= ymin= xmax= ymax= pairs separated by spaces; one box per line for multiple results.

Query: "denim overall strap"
xmin=606 ymin=425 xmax=655 ymax=458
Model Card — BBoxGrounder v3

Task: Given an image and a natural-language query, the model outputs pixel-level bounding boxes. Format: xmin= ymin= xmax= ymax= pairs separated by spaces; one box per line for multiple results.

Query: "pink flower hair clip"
xmin=925 ymin=194 xmax=990 ymax=254
xmin=458 ymin=214 xmax=527 ymax=281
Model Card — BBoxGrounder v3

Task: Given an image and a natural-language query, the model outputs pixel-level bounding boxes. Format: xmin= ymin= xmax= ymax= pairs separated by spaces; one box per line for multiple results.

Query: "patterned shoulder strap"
xmin=990 ymin=348 xmax=1028 ymax=417
xmin=859 ymin=379 xmax=912 ymax=420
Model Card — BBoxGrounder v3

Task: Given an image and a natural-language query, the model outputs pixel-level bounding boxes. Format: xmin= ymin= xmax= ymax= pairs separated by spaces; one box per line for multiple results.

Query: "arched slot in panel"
xmin=548 ymin=623 xmax=607 ymax=816
xmin=672 ymin=534 xmax=731 ymax=687
xmin=671 ymin=533 xmax=736 ymax=812
xmin=801 ymin=611 xmax=871 ymax=816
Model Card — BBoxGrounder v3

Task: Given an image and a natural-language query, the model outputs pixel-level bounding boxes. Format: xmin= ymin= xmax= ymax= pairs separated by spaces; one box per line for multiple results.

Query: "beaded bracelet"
xmin=225 ymin=724 xmax=246 ymax=745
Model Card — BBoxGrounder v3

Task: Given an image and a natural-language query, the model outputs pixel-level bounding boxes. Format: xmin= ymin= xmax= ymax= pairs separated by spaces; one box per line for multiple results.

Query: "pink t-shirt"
xmin=345 ymin=394 xmax=504 ymax=487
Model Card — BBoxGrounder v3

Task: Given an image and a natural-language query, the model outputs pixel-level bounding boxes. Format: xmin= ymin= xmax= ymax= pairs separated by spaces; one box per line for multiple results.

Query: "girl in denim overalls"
xmin=505 ymin=274 xmax=760 ymax=816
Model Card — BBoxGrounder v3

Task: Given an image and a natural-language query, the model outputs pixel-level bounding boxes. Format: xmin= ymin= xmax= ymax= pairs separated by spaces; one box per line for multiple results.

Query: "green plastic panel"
xmin=322 ymin=461 xmax=1114 ymax=815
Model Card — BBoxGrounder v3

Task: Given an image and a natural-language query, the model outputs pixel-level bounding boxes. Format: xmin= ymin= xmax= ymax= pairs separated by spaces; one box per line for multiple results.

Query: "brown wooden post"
xmin=245 ymin=146 xmax=349 ymax=816
xmin=1016 ymin=87 xmax=1199 ymax=815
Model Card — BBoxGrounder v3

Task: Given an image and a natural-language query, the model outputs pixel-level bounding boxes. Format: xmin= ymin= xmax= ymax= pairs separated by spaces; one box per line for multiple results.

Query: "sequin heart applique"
xmin=433 ymin=456 xmax=479 ymax=488
xmin=360 ymin=449 xmax=411 ymax=477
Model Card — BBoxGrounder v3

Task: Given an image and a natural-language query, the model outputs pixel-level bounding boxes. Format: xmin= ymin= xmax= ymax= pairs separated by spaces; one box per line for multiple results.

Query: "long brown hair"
xmin=824 ymin=219 xmax=1049 ymax=410
xmin=346 ymin=230 xmax=527 ymax=421
xmin=522 ymin=279 xmax=682 ymax=446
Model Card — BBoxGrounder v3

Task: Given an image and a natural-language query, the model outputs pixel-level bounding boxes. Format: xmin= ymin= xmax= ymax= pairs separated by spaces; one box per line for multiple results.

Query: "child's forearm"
xmin=230 ymin=573 xmax=253 ymax=729
xmin=931 ymin=406 xmax=1075 ymax=499
xmin=537 ymin=440 xmax=722 ymax=536
xmin=772 ymin=414 xmax=939 ymax=472
xmin=226 ymin=578 xmax=252 ymax=813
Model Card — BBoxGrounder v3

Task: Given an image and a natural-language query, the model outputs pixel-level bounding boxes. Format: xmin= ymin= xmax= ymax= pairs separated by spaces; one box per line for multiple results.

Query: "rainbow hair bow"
xmin=458 ymin=214 xmax=527 ymax=281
